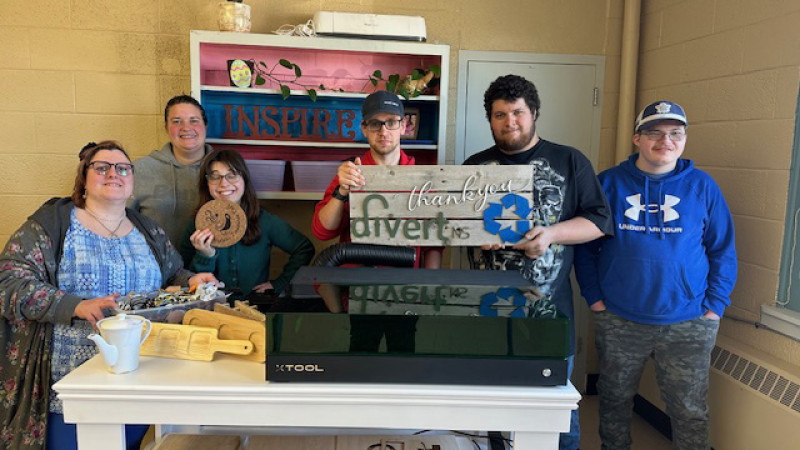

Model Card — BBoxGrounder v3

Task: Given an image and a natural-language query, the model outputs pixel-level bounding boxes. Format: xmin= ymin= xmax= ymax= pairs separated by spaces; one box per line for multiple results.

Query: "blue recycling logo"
xmin=479 ymin=287 xmax=528 ymax=317
xmin=483 ymin=193 xmax=532 ymax=243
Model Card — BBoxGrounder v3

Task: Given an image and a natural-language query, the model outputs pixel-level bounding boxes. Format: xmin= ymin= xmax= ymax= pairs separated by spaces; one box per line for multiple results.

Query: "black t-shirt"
xmin=464 ymin=139 xmax=613 ymax=351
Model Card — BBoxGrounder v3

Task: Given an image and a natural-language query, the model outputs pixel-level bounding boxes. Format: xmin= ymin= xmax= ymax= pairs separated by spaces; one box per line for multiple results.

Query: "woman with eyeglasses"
xmin=180 ymin=149 xmax=314 ymax=298
xmin=0 ymin=141 xmax=217 ymax=450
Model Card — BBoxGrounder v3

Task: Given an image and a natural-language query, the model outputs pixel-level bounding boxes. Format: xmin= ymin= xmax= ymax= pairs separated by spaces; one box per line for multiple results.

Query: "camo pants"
xmin=594 ymin=310 xmax=719 ymax=450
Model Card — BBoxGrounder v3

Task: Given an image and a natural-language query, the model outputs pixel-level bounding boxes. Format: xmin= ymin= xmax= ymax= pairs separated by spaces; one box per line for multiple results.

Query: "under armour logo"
xmin=625 ymin=194 xmax=680 ymax=222
xmin=655 ymin=102 xmax=672 ymax=114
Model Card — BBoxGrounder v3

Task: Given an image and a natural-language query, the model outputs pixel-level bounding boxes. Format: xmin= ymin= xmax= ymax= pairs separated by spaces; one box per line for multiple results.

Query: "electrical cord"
xmin=366 ymin=444 xmax=396 ymax=450
xmin=272 ymin=19 xmax=315 ymax=36
xmin=413 ymin=430 xmax=511 ymax=449
xmin=487 ymin=431 xmax=506 ymax=450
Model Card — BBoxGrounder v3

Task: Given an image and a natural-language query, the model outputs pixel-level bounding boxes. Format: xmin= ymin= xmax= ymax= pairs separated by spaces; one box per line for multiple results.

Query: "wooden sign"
xmin=349 ymin=165 xmax=541 ymax=246
xmin=195 ymin=199 xmax=247 ymax=247
xmin=203 ymin=90 xmax=364 ymax=142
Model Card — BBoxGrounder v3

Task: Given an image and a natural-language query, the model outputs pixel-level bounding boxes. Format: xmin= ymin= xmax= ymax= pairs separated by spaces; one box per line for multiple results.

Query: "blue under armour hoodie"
xmin=574 ymin=154 xmax=737 ymax=325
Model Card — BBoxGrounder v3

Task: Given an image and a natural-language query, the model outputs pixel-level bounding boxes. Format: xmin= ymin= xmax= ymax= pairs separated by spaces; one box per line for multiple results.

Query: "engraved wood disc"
xmin=195 ymin=199 xmax=247 ymax=248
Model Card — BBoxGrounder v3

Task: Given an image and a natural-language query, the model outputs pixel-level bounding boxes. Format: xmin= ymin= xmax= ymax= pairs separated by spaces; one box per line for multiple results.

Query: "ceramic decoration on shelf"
xmin=228 ymin=59 xmax=254 ymax=87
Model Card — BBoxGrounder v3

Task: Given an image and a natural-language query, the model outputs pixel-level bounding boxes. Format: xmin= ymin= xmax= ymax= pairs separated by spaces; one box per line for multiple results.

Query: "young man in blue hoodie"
xmin=575 ymin=101 xmax=737 ymax=450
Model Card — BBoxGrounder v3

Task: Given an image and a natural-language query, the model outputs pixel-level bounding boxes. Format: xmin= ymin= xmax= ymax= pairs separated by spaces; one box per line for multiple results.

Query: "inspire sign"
xmin=203 ymin=90 xmax=364 ymax=143
xmin=349 ymin=165 xmax=539 ymax=246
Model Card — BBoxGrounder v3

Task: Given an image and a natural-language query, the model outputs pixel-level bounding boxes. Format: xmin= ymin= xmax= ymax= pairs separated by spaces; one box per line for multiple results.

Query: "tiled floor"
xmin=579 ymin=394 xmax=673 ymax=450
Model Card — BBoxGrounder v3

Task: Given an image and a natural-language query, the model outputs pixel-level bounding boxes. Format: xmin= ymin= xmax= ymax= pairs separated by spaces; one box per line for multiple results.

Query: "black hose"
xmin=311 ymin=243 xmax=416 ymax=268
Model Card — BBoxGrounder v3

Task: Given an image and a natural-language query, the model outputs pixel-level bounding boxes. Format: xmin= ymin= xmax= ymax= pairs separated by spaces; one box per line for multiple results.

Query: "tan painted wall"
xmin=637 ymin=0 xmax=800 ymax=369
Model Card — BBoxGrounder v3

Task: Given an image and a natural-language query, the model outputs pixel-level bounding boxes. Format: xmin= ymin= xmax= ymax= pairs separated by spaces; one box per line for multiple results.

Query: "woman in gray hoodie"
xmin=131 ymin=95 xmax=213 ymax=246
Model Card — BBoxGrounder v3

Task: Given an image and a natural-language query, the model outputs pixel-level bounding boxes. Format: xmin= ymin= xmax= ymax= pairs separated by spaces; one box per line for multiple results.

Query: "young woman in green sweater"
xmin=180 ymin=149 xmax=314 ymax=296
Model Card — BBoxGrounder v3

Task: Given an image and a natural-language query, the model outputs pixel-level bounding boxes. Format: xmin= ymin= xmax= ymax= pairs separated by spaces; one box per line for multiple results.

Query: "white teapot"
xmin=88 ymin=314 xmax=152 ymax=374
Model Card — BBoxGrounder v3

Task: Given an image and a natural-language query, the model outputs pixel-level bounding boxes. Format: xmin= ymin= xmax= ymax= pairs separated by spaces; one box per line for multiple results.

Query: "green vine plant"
xmin=254 ymin=59 xmax=334 ymax=101
xmin=254 ymin=59 xmax=441 ymax=101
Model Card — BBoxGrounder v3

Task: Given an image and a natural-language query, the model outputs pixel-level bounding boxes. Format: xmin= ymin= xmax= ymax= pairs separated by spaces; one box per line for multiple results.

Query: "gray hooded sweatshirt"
xmin=131 ymin=142 xmax=213 ymax=246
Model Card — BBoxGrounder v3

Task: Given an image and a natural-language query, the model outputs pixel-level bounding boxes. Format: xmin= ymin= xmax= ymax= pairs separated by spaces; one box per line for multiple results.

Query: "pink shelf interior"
xmin=199 ymin=42 xmax=441 ymax=92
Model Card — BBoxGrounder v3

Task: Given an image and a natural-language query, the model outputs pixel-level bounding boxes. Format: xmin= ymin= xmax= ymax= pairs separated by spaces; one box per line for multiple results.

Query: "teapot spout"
xmin=88 ymin=333 xmax=118 ymax=367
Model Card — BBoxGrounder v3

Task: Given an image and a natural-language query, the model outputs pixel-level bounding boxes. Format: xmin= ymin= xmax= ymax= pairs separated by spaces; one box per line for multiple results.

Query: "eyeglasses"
xmin=88 ymin=161 xmax=134 ymax=177
xmin=640 ymin=130 xmax=686 ymax=142
xmin=206 ymin=171 xmax=242 ymax=184
xmin=363 ymin=118 xmax=402 ymax=132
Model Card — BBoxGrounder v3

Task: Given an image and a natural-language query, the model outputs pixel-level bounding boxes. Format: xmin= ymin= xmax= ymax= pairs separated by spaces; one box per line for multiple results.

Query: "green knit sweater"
xmin=180 ymin=208 xmax=314 ymax=294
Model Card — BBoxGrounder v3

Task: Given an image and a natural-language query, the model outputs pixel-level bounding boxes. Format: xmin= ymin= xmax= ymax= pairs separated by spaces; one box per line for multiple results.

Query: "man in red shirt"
xmin=312 ymin=90 xmax=441 ymax=268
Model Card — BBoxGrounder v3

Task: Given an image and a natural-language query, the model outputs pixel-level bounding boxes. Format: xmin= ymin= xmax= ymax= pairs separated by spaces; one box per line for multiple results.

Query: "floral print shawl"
xmin=0 ymin=198 xmax=191 ymax=450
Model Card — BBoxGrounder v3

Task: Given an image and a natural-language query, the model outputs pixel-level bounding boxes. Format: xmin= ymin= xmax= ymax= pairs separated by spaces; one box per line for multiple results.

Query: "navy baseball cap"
xmin=634 ymin=100 xmax=687 ymax=132
xmin=362 ymin=90 xmax=404 ymax=121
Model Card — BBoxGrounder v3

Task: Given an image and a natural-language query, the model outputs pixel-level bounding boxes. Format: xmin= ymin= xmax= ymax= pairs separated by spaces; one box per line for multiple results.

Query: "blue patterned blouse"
xmin=49 ymin=209 xmax=162 ymax=413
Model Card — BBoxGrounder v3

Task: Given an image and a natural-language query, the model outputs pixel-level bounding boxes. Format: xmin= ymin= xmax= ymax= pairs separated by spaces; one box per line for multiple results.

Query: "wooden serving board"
xmin=140 ymin=323 xmax=253 ymax=361
xmin=183 ymin=309 xmax=266 ymax=363
xmin=213 ymin=301 xmax=266 ymax=322
xmin=233 ymin=300 xmax=266 ymax=322
xmin=213 ymin=303 xmax=252 ymax=320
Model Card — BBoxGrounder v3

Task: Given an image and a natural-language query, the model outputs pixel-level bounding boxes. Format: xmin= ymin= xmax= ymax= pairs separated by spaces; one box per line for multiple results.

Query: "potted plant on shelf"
xmin=367 ymin=65 xmax=441 ymax=99
xmin=218 ymin=0 xmax=251 ymax=33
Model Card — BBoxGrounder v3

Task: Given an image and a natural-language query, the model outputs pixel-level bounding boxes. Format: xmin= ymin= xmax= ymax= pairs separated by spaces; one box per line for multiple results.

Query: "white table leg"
xmin=155 ymin=424 xmax=168 ymax=443
xmin=76 ymin=423 xmax=125 ymax=450
xmin=512 ymin=431 xmax=559 ymax=450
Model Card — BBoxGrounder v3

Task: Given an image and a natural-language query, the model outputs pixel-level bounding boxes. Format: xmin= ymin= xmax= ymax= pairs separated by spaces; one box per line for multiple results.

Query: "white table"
xmin=54 ymin=355 xmax=579 ymax=450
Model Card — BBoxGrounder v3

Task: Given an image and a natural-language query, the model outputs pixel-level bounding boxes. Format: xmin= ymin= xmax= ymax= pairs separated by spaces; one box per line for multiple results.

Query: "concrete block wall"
xmin=637 ymin=0 xmax=800 ymax=371
xmin=0 ymin=0 xmax=202 ymax=244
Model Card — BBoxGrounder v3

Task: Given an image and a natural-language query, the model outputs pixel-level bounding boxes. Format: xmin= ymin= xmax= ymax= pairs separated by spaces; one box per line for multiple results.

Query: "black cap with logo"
xmin=361 ymin=90 xmax=404 ymax=121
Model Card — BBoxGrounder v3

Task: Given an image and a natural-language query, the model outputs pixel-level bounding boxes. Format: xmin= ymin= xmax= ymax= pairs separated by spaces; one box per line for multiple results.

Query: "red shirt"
xmin=311 ymin=149 xmax=426 ymax=267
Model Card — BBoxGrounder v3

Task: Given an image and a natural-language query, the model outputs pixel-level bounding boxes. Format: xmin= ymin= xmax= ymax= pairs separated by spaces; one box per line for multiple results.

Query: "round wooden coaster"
xmin=195 ymin=199 xmax=247 ymax=248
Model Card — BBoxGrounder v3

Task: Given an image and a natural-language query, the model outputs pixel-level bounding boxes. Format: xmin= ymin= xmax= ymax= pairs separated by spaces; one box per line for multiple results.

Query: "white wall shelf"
xmin=191 ymin=30 xmax=449 ymax=198
xmin=206 ymin=138 xmax=437 ymax=150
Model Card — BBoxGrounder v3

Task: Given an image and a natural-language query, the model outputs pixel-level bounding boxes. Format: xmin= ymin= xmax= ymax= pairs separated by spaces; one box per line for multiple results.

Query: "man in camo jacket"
xmin=574 ymin=100 xmax=738 ymax=450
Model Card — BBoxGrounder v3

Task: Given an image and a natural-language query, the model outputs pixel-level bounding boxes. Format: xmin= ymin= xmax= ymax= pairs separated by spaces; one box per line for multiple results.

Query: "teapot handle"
xmin=139 ymin=318 xmax=152 ymax=344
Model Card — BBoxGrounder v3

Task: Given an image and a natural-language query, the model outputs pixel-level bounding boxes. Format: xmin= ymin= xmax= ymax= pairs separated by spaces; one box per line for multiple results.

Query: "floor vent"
xmin=710 ymin=344 xmax=800 ymax=416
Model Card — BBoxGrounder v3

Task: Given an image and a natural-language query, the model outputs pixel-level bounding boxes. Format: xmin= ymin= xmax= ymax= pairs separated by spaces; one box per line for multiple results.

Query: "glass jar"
xmin=218 ymin=2 xmax=251 ymax=33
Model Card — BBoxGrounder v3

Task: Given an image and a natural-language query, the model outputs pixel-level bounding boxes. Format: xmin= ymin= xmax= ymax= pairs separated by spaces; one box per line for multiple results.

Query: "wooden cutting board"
xmin=233 ymin=300 xmax=266 ymax=322
xmin=140 ymin=323 xmax=253 ymax=361
xmin=183 ymin=309 xmax=266 ymax=363
xmin=213 ymin=301 xmax=265 ymax=322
